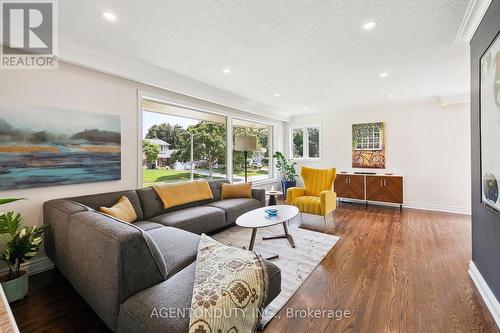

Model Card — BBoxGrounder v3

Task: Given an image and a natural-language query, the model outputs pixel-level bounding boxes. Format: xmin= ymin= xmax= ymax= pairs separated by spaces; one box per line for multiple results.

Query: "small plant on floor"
xmin=0 ymin=198 xmax=49 ymax=302
xmin=273 ymin=152 xmax=298 ymax=199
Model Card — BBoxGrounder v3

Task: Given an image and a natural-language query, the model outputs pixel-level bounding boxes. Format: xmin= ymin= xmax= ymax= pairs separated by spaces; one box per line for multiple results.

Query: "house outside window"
xmin=140 ymin=97 xmax=278 ymax=187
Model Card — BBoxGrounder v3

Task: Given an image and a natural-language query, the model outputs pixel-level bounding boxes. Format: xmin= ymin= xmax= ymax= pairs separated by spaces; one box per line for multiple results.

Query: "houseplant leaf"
xmin=0 ymin=212 xmax=22 ymax=238
xmin=0 ymin=198 xmax=25 ymax=206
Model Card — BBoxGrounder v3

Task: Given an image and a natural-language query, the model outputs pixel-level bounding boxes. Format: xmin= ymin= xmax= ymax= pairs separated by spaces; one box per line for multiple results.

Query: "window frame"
xmin=138 ymin=90 xmax=279 ymax=187
xmin=289 ymin=125 xmax=322 ymax=162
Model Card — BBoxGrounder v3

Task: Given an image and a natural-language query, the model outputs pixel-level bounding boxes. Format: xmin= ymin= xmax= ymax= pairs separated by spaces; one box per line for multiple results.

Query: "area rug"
xmin=212 ymin=222 xmax=340 ymax=329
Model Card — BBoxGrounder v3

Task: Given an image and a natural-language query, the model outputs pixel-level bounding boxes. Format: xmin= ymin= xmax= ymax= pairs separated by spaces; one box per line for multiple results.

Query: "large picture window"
xmin=232 ymin=119 xmax=272 ymax=183
xmin=141 ymin=100 xmax=226 ymax=187
xmin=140 ymin=97 xmax=277 ymax=187
xmin=290 ymin=126 xmax=321 ymax=160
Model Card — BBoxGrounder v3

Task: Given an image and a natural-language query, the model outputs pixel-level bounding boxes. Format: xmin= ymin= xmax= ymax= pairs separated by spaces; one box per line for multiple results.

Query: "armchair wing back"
xmin=301 ymin=167 xmax=336 ymax=196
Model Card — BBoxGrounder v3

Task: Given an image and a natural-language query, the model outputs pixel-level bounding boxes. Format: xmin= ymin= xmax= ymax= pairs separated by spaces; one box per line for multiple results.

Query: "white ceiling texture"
xmin=59 ymin=0 xmax=473 ymax=120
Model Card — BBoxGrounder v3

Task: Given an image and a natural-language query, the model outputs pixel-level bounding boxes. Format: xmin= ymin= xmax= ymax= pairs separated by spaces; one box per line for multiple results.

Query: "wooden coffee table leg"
xmin=282 ymin=221 xmax=295 ymax=248
xmin=249 ymin=228 xmax=257 ymax=251
xmin=262 ymin=221 xmax=296 ymax=248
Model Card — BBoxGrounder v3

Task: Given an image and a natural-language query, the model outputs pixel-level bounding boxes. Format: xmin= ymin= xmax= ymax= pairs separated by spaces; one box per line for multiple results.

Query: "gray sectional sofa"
xmin=43 ymin=179 xmax=281 ymax=333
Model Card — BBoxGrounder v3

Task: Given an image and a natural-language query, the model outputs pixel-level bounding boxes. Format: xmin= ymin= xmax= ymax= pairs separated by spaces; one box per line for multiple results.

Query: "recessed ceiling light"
xmin=102 ymin=11 xmax=117 ymax=22
xmin=388 ymin=94 xmax=395 ymax=98
xmin=363 ymin=21 xmax=377 ymax=30
xmin=274 ymin=93 xmax=281 ymax=97
xmin=379 ymin=72 xmax=388 ymax=78
xmin=304 ymin=106 xmax=309 ymax=110
xmin=222 ymin=68 xmax=231 ymax=74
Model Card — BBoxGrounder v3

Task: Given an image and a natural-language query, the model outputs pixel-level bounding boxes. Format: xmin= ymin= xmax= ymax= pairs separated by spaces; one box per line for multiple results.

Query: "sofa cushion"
xmin=149 ymin=206 xmax=226 ymax=235
xmin=147 ymin=227 xmax=200 ymax=278
xmin=264 ymin=260 xmax=281 ymax=308
xmin=133 ymin=221 xmax=164 ymax=231
xmin=70 ymin=190 xmax=144 ymax=220
xmin=118 ymin=262 xmax=196 ymax=333
xmin=206 ymin=198 xmax=261 ymax=224
xmin=118 ymin=259 xmax=281 ymax=333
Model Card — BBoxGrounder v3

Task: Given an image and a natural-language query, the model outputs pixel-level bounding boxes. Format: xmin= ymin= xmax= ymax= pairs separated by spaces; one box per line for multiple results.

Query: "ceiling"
xmin=59 ymin=0 xmax=472 ymax=120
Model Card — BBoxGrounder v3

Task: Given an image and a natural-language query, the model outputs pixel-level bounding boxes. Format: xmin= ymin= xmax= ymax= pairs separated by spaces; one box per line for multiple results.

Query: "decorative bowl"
xmin=265 ymin=208 xmax=279 ymax=217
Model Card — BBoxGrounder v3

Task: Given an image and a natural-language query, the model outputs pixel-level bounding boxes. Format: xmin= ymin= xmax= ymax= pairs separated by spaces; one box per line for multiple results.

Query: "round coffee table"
xmin=236 ymin=205 xmax=299 ymax=259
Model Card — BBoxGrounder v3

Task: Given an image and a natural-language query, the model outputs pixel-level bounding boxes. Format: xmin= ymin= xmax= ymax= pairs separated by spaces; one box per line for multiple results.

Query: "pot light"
xmin=274 ymin=93 xmax=281 ymax=97
xmin=379 ymin=72 xmax=388 ymax=78
xmin=102 ymin=11 xmax=117 ymax=22
xmin=363 ymin=21 xmax=377 ymax=30
xmin=304 ymin=106 xmax=309 ymax=110
xmin=222 ymin=68 xmax=231 ymax=74
xmin=388 ymin=94 xmax=395 ymax=98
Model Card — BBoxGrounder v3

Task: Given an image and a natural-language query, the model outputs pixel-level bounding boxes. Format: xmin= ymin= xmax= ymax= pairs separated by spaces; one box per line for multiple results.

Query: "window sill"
xmin=291 ymin=158 xmax=322 ymax=163
xmin=251 ymin=178 xmax=280 ymax=186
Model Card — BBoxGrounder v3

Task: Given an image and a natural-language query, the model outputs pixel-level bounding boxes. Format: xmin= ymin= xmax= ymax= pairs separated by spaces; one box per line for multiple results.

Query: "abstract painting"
xmin=0 ymin=106 xmax=121 ymax=190
xmin=352 ymin=122 xmax=385 ymax=169
xmin=480 ymin=32 xmax=500 ymax=213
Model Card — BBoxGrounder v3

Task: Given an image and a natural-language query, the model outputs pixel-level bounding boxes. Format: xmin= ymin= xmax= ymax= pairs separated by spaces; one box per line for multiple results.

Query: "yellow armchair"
xmin=286 ymin=167 xmax=337 ymax=228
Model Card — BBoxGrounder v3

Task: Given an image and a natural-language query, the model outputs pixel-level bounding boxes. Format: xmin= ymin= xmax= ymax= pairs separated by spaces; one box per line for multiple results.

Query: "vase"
xmin=281 ymin=180 xmax=297 ymax=200
xmin=1 ymin=271 xmax=28 ymax=303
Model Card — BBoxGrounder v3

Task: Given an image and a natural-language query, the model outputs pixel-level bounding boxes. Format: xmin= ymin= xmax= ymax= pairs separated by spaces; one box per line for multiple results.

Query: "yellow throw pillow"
xmin=100 ymin=196 xmax=137 ymax=223
xmin=220 ymin=183 xmax=252 ymax=200
xmin=153 ymin=180 xmax=214 ymax=209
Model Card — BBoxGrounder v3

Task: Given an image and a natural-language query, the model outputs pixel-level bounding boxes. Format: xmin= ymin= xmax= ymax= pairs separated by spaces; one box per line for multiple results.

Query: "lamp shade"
xmin=234 ymin=136 xmax=257 ymax=151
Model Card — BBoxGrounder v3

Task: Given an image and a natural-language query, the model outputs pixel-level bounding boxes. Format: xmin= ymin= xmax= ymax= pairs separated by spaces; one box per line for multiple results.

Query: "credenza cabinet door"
xmin=334 ymin=174 xmax=365 ymax=200
xmin=348 ymin=175 xmax=365 ymax=200
xmin=366 ymin=176 xmax=403 ymax=204
xmin=383 ymin=176 xmax=403 ymax=204
xmin=366 ymin=176 xmax=385 ymax=202
xmin=334 ymin=175 xmax=350 ymax=198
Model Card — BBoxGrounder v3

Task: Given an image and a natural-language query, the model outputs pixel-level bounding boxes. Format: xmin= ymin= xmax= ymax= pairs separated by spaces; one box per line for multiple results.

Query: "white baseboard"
xmin=0 ymin=256 xmax=54 ymax=277
xmin=338 ymin=198 xmax=471 ymax=215
xmin=469 ymin=261 xmax=500 ymax=329
xmin=404 ymin=201 xmax=471 ymax=215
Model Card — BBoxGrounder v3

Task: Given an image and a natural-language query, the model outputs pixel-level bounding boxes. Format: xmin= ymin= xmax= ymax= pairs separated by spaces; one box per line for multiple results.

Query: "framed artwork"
xmin=0 ymin=105 xmax=121 ymax=190
xmin=480 ymin=31 xmax=500 ymax=214
xmin=352 ymin=122 xmax=385 ymax=169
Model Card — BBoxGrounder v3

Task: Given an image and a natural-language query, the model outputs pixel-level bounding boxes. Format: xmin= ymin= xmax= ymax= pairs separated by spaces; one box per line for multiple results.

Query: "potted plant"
xmin=273 ymin=151 xmax=298 ymax=199
xmin=0 ymin=198 xmax=49 ymax=302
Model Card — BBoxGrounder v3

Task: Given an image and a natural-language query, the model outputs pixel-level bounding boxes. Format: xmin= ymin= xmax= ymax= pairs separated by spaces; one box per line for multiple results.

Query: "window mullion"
xmin=304 ymin=127 xmax=309 ymax=159
xmin=226 ymin=115 xmax=233 ymax=182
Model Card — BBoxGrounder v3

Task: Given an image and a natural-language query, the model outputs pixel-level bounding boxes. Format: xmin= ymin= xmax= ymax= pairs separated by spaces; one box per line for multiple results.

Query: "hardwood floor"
xmin=11 ymin=204 xmax=498 ymax=333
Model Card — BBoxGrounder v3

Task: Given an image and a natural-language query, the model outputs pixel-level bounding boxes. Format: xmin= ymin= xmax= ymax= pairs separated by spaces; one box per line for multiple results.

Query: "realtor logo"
xmin=1 ymin=0 xmax=58 ymax=69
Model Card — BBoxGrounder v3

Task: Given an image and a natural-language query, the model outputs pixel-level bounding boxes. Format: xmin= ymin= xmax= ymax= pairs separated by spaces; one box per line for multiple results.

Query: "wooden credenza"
xmin=334 ymin=173 xmax=403 ymax=210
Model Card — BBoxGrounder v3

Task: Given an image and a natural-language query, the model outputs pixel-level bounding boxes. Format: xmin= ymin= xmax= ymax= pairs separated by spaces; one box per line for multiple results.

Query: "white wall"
xmin=285 ymin=99 xmax=471 ymax=214
xmin=0 ymin=62 xmax=283 ymax=271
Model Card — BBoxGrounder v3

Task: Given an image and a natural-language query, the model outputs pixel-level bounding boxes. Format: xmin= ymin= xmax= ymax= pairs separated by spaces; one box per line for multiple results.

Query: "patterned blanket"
xmin=189 ymin=234 xmax=268 ymax=333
